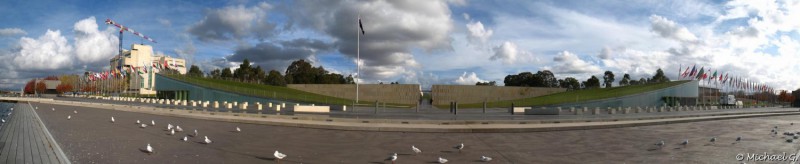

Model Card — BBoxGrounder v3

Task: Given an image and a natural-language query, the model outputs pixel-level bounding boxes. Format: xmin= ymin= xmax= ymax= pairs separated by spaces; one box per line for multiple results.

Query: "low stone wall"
xmin=431 ymin=85 xmax=566 ymax=105
xmin=287 ymin=84 xmax=420 ymax=105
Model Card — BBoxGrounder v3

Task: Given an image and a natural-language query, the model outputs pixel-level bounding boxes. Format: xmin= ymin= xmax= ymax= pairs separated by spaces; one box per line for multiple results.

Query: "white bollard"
xmin=213 ymin=101 xmax=219 ymax=108
xmin=275 ymin=105 xmax=281 ymax=111
xmin=269 ymin=103 xmax=273 ymax=108
xmin=257 ymin=104 xmax=262 ymax=110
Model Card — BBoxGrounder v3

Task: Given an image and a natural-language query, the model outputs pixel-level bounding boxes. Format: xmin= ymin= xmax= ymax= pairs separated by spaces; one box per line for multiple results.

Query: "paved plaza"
xmin=13 ymin=99 xmax=800 ymax=163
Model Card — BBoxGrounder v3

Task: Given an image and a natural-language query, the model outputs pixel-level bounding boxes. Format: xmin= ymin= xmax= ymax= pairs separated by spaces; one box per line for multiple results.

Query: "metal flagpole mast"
xmin=356 ymin=14 xmax=361 ymax=107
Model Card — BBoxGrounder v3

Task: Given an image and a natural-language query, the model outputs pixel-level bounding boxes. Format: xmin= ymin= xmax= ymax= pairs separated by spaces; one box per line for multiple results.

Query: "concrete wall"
xmin=431 ymin=85 xmax=566 ymax=105
xmin=155 ymin=74 xmax=289 ymax=104
xmin=287 ymin=84 xmax=420 ymax=105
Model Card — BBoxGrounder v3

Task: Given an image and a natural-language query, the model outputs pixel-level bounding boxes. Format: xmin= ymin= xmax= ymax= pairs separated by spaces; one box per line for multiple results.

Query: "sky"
xmin=0 ymin=0 xmax=799 ymax=91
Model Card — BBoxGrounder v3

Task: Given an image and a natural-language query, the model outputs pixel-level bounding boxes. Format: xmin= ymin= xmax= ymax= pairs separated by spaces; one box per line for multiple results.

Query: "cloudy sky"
xmin=0 ymin=0 xmax=798 ymax=91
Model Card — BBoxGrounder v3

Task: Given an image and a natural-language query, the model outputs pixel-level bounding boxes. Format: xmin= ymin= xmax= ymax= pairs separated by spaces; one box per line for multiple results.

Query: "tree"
xmin=651 ymin=68 xmax=670 ymax=83
xmin=535 ymin=70 xmax=558 ymax=87
xmin=233 ymin=59 xmax=254 ymax=81
xmin=36 ymin=81 xmax=47 ymax=94
xmin=583 ymin=76 xmax=601 ymax=89
xmin=221 ymin=68 xmax=233 ymax=79
xmin=285 ymin=59 xmax=317 ymax=84
xmin=188 ymin=65 xmax=204 ymax=77
xmin=619 ymin=74 xmax=630 ymax=86
xmin=24 ymin=79 xmax=35 ymax=94
xmin=264 ymin=70 xmax=286 ymax=86
xmin=476 ymin=81 xmax=497 ymax=86
xmin=603 ymin=71 xmax=615 ymax=88
xmin=559 ymin=77 xmax=580 ymax=90
xmin=56 ymin=84 xmax=73 ymax=95
xmin=59 ymin=74 xmax=80 ymax=92
xmin=209 ymin=69 xmax=221 ymax=78
xmin=639 ymin=78 xmax=647 ymax=84
xmin=345 ymin=75 xmax=355 ymax=84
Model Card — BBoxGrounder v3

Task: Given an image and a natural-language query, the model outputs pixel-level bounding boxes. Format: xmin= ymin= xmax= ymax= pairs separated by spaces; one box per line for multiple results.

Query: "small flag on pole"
xmin=359 ymin=18 xmax=365 ymax=35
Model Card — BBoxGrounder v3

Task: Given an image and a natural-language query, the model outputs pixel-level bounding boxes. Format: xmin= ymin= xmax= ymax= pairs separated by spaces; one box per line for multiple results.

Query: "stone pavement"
xmin=0 ymin=102 xmax=69 ymax=164
xmin=9 ymin=97 xmax=800 ymax=133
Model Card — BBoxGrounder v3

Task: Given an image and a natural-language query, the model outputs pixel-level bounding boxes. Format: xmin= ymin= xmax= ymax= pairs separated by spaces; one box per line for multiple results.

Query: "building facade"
xmin=110 ymin=44 xmax=186 ymax=95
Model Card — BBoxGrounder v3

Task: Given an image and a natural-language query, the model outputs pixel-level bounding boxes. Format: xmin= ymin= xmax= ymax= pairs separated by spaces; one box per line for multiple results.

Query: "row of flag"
xmin=84 ymin=60 xmax=173 ymax=82
xmin=679 ymin=65 xmax=774 ymax=93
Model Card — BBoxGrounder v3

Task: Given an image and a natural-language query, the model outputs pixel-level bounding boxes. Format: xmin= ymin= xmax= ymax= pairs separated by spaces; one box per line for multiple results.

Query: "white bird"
xmin=681 ymin=139 xmax=689 ymax=147
xmin=412 ymin=145 xmax=422 ymax=154
xmin=140 ymin=124 xmax=148 ymax=128
xmin=710 ymin=137 xmax=717 ymax=145
xmin=235 ymin=126 xmax=241 ymax=132
xmin=181 ymin=136 xmax=188 ymax=142
xmin=10 ymin=108 xmax=13 ymax=111
xmin=136 ymin=120 xmax=141 ymax=124
xmin=453 ymin=143 xmax=464 ymax=153
xmin=73 ymin=110 xmax=77 ymax=114
xmin=1 ymin=119 xmax=5 ymax=123
xmin=193 ymin=129 xmax=198 ymax=137
xmin=151 ymin=120 xmax=155 ymax=126
xmin=203 ymin=136 xmax=212 ymax=144
xmin=386 ymin=153 xmax=398 ymax=164
xmin=67 ymin=115 xmax=71 ymax=120
xmin=274 ymin=150 xmax=287 ymax=163
xmin=110 ymin=117 xmax=115 ymax=123
xmin=175 ymin=126 xmax=183 ymax=132
xmin=145 ymin=143 xmax=153 ymax=154
xmin=51 ymin=108 xmax=54 ymax=111
xmin=167 ymin=124 xmax=173 ymax=130
xmin=438 ymin=157 xmax=448 ymax=163
xmin=481 ymin=156 xmax=493 ymax=162
xmin=169 ymin=129 xmax=175 ymax=135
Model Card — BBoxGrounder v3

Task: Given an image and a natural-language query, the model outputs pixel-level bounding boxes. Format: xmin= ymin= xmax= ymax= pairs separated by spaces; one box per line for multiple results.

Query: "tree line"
xmin=495 ymin=68 xmax=671 ymax=90
xmin=193 ymin=59 xmax=354 ymax=86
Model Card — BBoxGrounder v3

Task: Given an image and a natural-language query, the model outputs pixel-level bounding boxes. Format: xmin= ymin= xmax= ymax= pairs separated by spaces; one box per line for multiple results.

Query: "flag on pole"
xmin=358 ymin=18 xmax=365 ymax=35
xmin=681 ymin=66 xmax=690 ymax=78
xmin=689 ymin=66 xmax=697 ymax=77
xmin=695 ymin=67 xmax=704 ymax=79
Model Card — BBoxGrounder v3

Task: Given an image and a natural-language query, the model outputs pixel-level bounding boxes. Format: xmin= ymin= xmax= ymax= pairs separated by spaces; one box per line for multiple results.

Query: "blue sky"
xmin=0 ymin=0 xmax=799 ymax=91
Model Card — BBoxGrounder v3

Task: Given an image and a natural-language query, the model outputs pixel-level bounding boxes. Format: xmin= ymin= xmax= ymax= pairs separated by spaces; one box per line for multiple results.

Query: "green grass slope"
xmin=451 ymin=80 xmax=692 ymax=108
xmin=162 ymin=74 xmax=370 ymax=106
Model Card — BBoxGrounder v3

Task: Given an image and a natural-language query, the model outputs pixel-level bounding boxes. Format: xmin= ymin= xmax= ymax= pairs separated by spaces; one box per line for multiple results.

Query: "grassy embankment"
xmin=450 ymin=80 xmax=691 ymax=108
xmin=162 ymin=75 xmax=386 ymax=106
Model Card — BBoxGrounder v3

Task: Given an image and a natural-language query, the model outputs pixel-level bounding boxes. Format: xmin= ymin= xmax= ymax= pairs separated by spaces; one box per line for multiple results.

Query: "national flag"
xmin=681 ymin=66 xmax=691 ymax=78
xmin=358 ymin=18 xmax=365 ymax=35
xmin=711 ymin=70 xmax=717 ymax=81
xmin=689 ymin=66 xmax=697 ymax=77
xmin=695 ymin=67 xmax=704 ymax=79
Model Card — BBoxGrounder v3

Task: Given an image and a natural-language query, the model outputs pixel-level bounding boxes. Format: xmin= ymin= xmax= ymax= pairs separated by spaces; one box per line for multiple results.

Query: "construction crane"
xmin=104 ymin=18 xmax=157 ymax=55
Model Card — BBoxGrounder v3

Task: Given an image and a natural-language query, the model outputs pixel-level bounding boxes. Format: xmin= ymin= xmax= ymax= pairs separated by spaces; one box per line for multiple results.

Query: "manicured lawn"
xmin=162 ymin=75 xmax=384 ymax=106
xmin=450 ymin=80 xmax=692 ymax=108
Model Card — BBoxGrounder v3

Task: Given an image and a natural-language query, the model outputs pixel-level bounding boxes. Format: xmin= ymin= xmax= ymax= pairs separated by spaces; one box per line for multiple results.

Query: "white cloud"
xmin=649 ymin=15 xmax=698 ymax=43
xmin=490 ymin=41 xmax=534 ymax=64
xmin=73 ymin=16 xmax=119 ymax=64
xmin=550 ymin=51 xmax=602 ymax=75
xmin=12 ymin=29 xmax=74 ymax=70
xmin=453 ymin=72 xmax=485 ymax=85
xmin=466 ymin=21 xmax=493 ymax=45
xmin=0 ymin=28 xmax=26 ymax=36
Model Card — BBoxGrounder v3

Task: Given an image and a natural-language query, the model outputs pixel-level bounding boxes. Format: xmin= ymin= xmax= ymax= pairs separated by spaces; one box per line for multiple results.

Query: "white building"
xmin=110 ymin=44 xmax=186 ymax=95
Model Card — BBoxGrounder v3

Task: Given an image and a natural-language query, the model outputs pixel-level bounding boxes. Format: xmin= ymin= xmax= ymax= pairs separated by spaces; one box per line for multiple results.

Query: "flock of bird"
xmin=383 ymin=142 xmax=492 ymax=163
xmin=51 ymin=106 xmax=291 ymax=162
xmin=51 ymin=105 xmax=496 ymax=163
xmin=651 ymin=124 xmax=800 ymax=151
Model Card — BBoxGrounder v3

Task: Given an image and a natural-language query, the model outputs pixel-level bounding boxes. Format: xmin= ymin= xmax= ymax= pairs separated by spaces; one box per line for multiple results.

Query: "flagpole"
xmin=355 ymin=14 xmax=360 ymax=108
